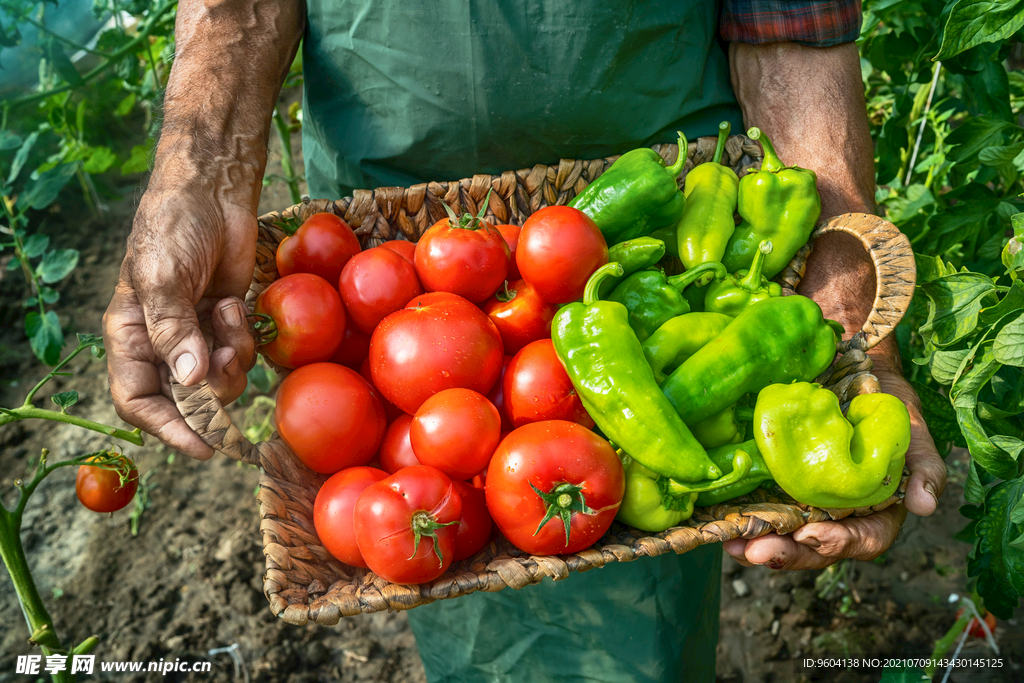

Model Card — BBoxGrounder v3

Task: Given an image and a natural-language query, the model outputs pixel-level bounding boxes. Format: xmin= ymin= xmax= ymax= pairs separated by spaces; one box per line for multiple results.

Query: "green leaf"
xmin=38 ymin=286 xmax=58 ymax=305
xmin=82 ymin=147 xmax=117 ymax=175
xmin=25 ymin=310 xmax=64 ymax=366
xmin=930 ymin=347 xmax=971 ymax=385
xmin=936 ymin=0 xmax=1024 ymax=60
xmin=50 ymin=391 xmax=78 ymax=413
xmin=990 ymin=436 xmax=1024 ymax=461
xmin=918 ymin=273 xmax=998 ymax=347
xmin=947 ymin=117 xmax=1019 ymax=164
xmin=7 ymin=131 xmax=39 ymax=187
xmin=885 ymin=184 xmax=936 ymax=224
xmin=967 ymin=476 xmax=1024 ymax=620
xmin=115 ymin=93 xmax=137 ymax=117
xmin=957 ymin=405 xmax=1021 ymax=479
xmin=120 ymin=143 xmax=151 ymax=175
xmin=981 ymin=280 xmax=1024 ymax=325
xmin=952 ymin=341 xmax=1002 ymax=406
xmin=915 ymin=252 xmax=959 ymax=284
xmin=0 ymin=131 xmax=21 ymax=151
xmin=979 ymin=143 xmax=1024 ymax=166
xmin=76 ymin=332 xmax=103 ymax=349
xmin=994 ymin=313 xmax=1024 ymax=366
xmin=911 ymin=380 xmax=964 ymax=448
xmin=966 ymin=460 xmax=988 ymax=505
xmin=6 ymin=258 xmax=21 ymax=271
xmin=46 ymin=37 xmax=83 ymax=86
xmin=21 ymin=234 xmax=49 ymax=259
xmin=17 ymin=164 xmax=77 ymax=211
xmin=878 ymin=665 xmax=929 ymax=683
xmin=37 ymin=249 xmax=79 ymax=284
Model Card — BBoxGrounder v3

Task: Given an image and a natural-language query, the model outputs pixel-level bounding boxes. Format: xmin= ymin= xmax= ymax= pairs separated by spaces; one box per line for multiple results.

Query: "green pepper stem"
xmin=664 ymin=450 xmax=753 ymax=495
xmin=712 ymin=121 xmax=731 ymax=165
xmin=667 ymin=261 xmax=727 ymax=292
xmin=747 ymin=127 xmax=785 ymax=173
xmin=583 ymin=262 xmax=625 ymax=305
xmin=738 ymin=240 xmax=773 ymax=292
xmin=665 ymin=131 xmax=689 ymax=177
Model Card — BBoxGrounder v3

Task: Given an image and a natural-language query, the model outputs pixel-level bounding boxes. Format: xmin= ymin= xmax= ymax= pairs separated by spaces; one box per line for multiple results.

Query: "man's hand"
xmin=728 ymin=41 xmax=947 ymax=569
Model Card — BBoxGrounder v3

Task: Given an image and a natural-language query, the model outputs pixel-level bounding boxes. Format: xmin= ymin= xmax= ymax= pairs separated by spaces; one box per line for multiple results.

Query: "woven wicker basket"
xmin=170 ymin=135 xmax=916 ymax=625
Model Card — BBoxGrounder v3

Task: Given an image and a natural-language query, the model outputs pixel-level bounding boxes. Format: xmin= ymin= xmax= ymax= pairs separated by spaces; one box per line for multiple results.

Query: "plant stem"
xmin=0 ymin=407 xmax=144 ymax=446
xmin=272 ymin=107 xmax=302 ymax=204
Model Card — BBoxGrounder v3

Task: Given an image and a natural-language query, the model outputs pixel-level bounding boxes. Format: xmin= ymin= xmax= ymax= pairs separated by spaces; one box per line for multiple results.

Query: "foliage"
xmin=863 ymin=0 xmax=1024 ymax=621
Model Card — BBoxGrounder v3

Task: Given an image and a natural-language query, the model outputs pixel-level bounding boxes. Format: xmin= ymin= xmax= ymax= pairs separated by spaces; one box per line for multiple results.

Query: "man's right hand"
xmin=103 ymin=184 xmax=258 ymax=460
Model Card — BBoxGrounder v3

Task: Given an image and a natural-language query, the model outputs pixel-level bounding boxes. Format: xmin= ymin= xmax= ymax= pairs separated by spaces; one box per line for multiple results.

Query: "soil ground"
xmin=1 ymin=127 xmax=1022 ymax=683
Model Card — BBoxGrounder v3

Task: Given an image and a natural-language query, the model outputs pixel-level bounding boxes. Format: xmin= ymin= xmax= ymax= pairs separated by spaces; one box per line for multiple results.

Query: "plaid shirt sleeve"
xmin=720 ymin=0 xmax=862 ymax=47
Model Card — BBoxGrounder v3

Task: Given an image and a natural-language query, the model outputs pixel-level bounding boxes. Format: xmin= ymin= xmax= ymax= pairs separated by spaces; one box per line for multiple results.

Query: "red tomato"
xmin=496 ymin=224 xmax=522 ymax=281
xmin=339 ymin=247 xmax=423 ymax=334
xmin=482 ymin=279 xmax=558 ymax=356
xmin=414 ymin=212 xmax=509 ymax=302
xmin=254 ymin=274 xmax=346 ymax=368
xmin=275 ymin=363 xmax=387 ymax=474
xmin=504 ymin=340 xmax=594 ymax=429
xmin=379 ymin=414 xmax=421 ymax=473
xmin=314 ymin=466 xmax=388 ymax=568
xmin=358 ymin=358 xmax=405 ymax=423
xmin=369 ymin=292 xmax=504 ymax=414
xmin=380 ymin=239 xmax=417 ymax=265
xmin=330 ymin=326 xmax=372 ymax=369
xmin=75 ymin=455 xmax=139 ymax=513
xmin=486 ymin=421 xmax=623 ymax=555
xmin=957 ymin=608 xmax=997 ymax=638
xmin=276 ymin=213 xmax=361 ymax=285
xmin=354 ymin=466 xmax=463 ymax=584
xmin=451 ymin=480 xmax=492 ymax=561
xmin=410 ymin=388 xmax=501 ymax=480
xmin=486 ymin=355 xmax=514 ymax=431
xmin=517 ymin=206 xmax=608 ymax=303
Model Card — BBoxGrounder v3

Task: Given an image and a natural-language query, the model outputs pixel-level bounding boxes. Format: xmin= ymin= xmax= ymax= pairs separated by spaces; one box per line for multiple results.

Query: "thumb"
xmin=138 ymin=280 xmax=210 ymax=386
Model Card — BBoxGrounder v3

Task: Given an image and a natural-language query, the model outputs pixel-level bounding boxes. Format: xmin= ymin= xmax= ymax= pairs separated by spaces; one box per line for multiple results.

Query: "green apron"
xmin=301 ymin=3 xmax=738 ymax=680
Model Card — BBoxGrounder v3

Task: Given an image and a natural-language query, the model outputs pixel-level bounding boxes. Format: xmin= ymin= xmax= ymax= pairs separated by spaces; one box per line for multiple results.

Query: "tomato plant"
xmin=314 ymin=466 xmax=388 ymax=568
xmin=368 ymin=292 xmax=504 ymax=414
xmin=338 ymin=247 xmax=423 ymax=334
xmin=485 ymin=420 xmax=623 ymax=555
xmin=275 ymin=363 xmax=387 ymax=474
xmin=482 ymin=279 xmax=558 ymax=356
xmin=353 ymin=465 xmax=463 ymax=584
xmin=516 ymin=206 xmax=607 ymax=303
xmin=410 ymin=388 xmax=502 ymax=480
xmin=276 ymin=212 xmax=361 ymax=285
xmin=414 ymin=204 xmax=509 ymax=302
xmin=451 ymin=480 xmax=492 ymax=561
xmin=254 ymin=273 xmax=347 ymax=368
xmin=379 ymin=414 xmax=422 ymax=473
xmin=75 ymin=455 xmax=139 ymax=513
xmin=503 ymin=340 xmax=593 ymax=428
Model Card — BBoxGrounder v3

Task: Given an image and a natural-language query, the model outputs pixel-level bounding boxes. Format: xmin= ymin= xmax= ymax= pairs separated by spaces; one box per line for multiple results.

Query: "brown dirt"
xmin=1 ymin=126 xmax=1021 ymax=683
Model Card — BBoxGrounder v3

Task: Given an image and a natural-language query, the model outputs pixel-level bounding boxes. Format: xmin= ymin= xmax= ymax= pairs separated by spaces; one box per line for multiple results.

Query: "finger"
xmin=722 ymin=539 xmax=756 ymax=567
xmin=135 ymin=271 xmax=210 ymax=386
xmin=104 ymin=284 xmax=215 ymax=460
xmin=904 ymin=418 xmax=946 ymax=517
xmin=726 ymin=533 xmax=837 ymax=571
xmin=205 ymin=297 xmax=254 ymax=403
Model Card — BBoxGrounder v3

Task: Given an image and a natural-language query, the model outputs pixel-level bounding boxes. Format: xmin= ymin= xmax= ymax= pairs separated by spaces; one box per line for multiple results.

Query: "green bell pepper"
xmin=678 ymin=121 xmax=739 ymax=270
xmin=569 ymin=133 xmax=688 ymax=246
xmin=641 ymin=312 xmax=733 ymax=384
xmin=607 ymin=261 xmax=727 ymax=342
xmin=695 ymin=440 xmax=774 ymax=507
xmin=616 ymin=456 xmax=697 ymax=533
xmin=551 ymin=263 xmax=721 ymax=482
xmin=663 ymin=296 xmax=842 ymax=425
xmin=598 ymin=237 xmax=667 ymax=298
xmin=722 ymin=128 xmax=821 ymax=279
xmin=690 ymin=404 xmax=743 ymax=450
xmin=704 ymin=240 xmax=782 ymax=317
xmin=753 ymin=383 xmax=911 ymax=509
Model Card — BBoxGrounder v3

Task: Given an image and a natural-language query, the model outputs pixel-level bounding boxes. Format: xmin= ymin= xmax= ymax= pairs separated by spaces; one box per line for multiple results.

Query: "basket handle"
xmin=170 ymin=378 xmax=260 ymax=465
xmin=776 ymin=212 xmax=916 ymax=351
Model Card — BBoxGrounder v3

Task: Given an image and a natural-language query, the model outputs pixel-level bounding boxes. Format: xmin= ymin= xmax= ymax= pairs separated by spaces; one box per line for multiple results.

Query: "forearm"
xmin=153 ymin=0 xmax=305 ymax=212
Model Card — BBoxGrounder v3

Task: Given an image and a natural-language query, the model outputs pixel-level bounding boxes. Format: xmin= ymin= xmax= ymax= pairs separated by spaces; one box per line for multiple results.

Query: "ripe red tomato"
xmin=379 ymin=414 xmax=421 ymax=473
xmin=75 ymin=455 xmax=139 ymax=513
xmin=380 ymin=239 xmax=417 ymax=265
xmin=517 ymin=206 xmax=608 ymax=303
xmin=254 ymin=273 xmax=346 ymax=368
xmin=276 ymin=212 xmax=361 ymax=285
xmin=275 ymin=363 xmax=387 ymax=474
xmin=486 ymin=355 xmax=514 ymax=431
xmin=482 ymin=279 xmax=558 ymax=356
xmin=504 ymin=340 xmax=594 ymax=429
xmin=451 ymin=480 xmax=492 ymax=561
xmin=330 ymin=326 xmax=372 ymax=369
xmin=496 ymin=224 xmax=522 ymax=280
xmin=354 ymin=466 xmax=463 ymax=584
xmin=486 ymin=421 xmax=623 ymax=555
xmin=369 ymin=292 xmax=503 ymax=414
xmin=957 ymin=608 xmax=997 ymax=638
xmin=414 ymin=211 xmax=509 ymax=302
xmin=314 ymin=466 xmax=388 ymax=568
xmin=411 ymin=388 xmax=501 ymax=480
xmin=338 ymin=247 xmax=423 ymax=334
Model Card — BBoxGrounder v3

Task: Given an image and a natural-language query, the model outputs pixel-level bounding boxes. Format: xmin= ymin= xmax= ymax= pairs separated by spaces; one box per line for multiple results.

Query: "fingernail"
xmin=221 ymin=302 xmax=243 ymax=328
xmin=224 ymin=350 xmax=240 ymax=377
xmin=801 ymin=536 xmax=821 ymax=549
xmin=924 ymin=482 xmax=939 ymax=505
xmin=175 ymin=352 xmax=197 ymax=383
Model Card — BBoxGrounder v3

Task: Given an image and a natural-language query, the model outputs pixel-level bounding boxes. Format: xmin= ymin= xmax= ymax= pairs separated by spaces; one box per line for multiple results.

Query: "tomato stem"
xmin=0 ymin=406 xmax=144 ymax=446
xmin=529 ymin=481 xmax=595 ymax=547
xmin=409 ymin=510 xmax=459 ymax=567
xmin=495 ymin=281 xmax=516 ymax=303
xmin=249 ymin=313 xmax=279 ymax=345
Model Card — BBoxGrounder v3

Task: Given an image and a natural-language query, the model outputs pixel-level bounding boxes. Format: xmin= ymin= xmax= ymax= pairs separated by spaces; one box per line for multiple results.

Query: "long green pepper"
xmin=677 ymin=121 xmax=739 ymax=269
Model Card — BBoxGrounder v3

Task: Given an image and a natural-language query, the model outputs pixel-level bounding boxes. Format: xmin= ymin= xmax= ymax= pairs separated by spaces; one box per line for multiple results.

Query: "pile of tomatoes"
xmin=262 ymin=206 xmax=624 ymax=585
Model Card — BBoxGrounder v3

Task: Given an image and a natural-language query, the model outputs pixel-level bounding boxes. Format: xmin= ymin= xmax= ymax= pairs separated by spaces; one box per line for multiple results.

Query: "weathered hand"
xmin=103 ymin=184 xmax=257 ymax=460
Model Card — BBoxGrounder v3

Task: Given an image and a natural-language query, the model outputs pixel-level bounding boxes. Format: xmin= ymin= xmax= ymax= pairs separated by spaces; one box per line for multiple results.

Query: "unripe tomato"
xmin=254 ymin=273 xmax=346 ymax=368
xmin=339 ymin=247 xmax=423 ymax=334
xmin=276 ymin=212 xmax=361 ymax=285
xmin=414 ymin=211 xmax=510 ymax=302
xmin=517 ymin=206 xmax=608 ymax=303
xmin=76 ymin=455 xmax=139 ymax=513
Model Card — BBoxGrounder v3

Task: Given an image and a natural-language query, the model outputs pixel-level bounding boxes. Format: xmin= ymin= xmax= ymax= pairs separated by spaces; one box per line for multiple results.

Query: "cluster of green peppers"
xmin=556 ymin=127 xmax=910 ymax=532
